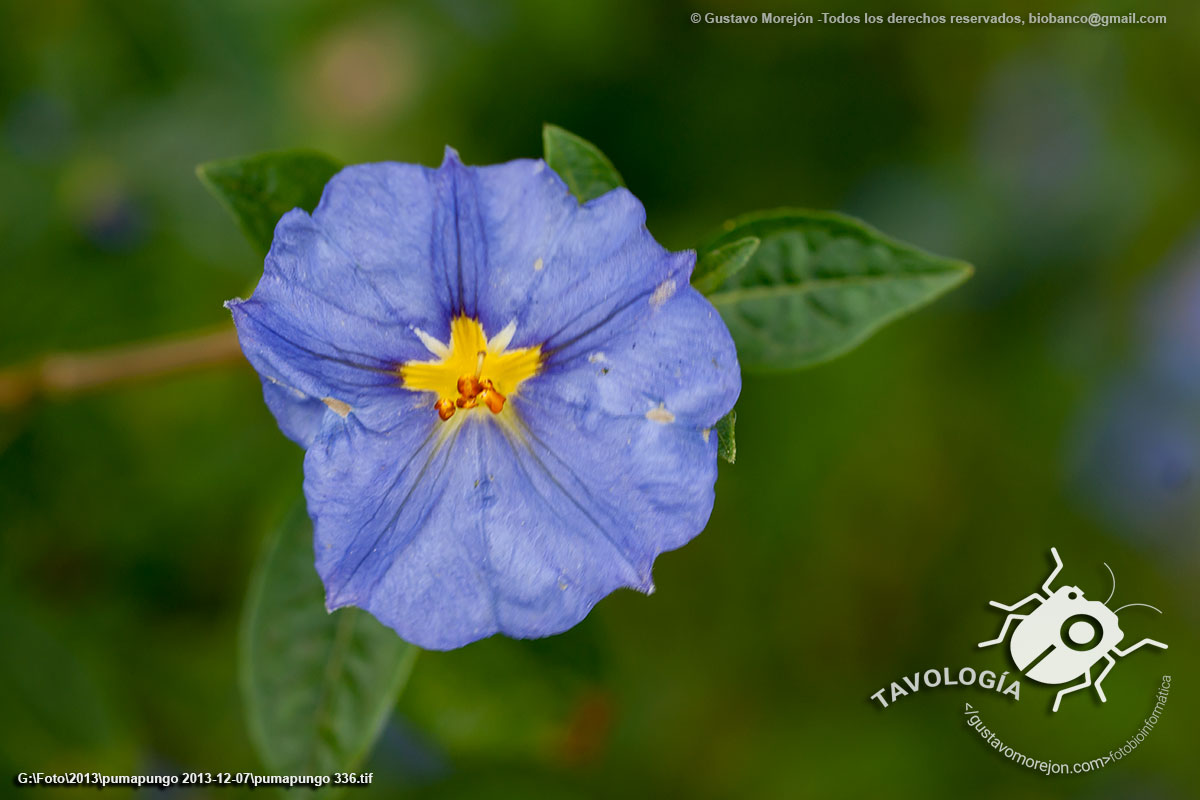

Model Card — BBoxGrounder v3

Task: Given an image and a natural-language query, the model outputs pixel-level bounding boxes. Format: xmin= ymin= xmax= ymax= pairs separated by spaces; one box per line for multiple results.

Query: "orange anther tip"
xmin=456 ymin=396 xmax=478 ymax=409
xmin=480 ymin=388 xmax=506 ymax=414
xmin=435 ymin=399 xmax=456 ymax=421
xmin=457 ymin=375 xmax=481 ymax=398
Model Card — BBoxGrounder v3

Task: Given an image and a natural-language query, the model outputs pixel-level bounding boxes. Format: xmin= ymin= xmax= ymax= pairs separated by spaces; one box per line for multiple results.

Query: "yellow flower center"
xmin=399 ymin=316 xmax=542 ymax=422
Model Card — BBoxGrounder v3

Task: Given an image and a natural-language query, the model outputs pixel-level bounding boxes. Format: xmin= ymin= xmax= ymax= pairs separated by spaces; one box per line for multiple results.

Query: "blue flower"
xmin=227 ymin=148 xmax=740 ymax=649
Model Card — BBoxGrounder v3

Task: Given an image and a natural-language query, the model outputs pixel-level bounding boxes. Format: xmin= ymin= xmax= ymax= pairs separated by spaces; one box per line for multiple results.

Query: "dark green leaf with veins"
xmin=700 ymin=209 xmax=972 ymax=372
xmin=715 ymin=410 xmax=736 ymax=464
xmin=692 ymin=236 xmax=760 ymax=296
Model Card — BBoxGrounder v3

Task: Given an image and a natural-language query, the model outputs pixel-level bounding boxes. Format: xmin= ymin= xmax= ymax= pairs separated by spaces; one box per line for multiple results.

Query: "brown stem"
xmin=0 ymin=326 xmax=244 ymax=410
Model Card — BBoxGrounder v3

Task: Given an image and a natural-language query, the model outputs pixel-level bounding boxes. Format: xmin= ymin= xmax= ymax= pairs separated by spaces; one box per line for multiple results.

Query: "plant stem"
xmin=0 ymin=326 xmax=243 ymax=410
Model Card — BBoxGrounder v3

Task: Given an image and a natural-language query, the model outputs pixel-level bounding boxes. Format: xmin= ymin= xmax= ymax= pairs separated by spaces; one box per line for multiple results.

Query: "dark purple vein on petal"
xmin=336 ymin=418 xmax=467 ymax=591
xmin=540 ymin=287 xmax=653 ymax=363
xmin=504 ymin=411 xmax=640 ymax=578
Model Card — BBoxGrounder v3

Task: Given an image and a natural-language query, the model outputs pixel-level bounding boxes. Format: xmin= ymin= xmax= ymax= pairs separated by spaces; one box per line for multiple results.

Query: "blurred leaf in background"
xmin=197 ymin=151 xmax=343 ymax=257
xmin=542 ymin=123 xmax=625 ymax=203
xmin=241 ymin=505 xmax=418 ymax=780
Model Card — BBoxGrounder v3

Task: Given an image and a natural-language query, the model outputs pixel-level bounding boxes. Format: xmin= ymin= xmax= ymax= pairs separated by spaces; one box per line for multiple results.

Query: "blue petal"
xmin=529 ymin=284 xmax=741 ymax=429
xmin=308 ymin=150 xmax=484 ymax=330
xmin=466 ymin=157 xmax=689 ymax=355
xmin=507 ymin=284 xmax=741 ymax=577
xmin=228 ymin=207 xmax=432 ymax=434
xmin=309 ymin=281 xmax=739 ymax=650
xmin=230 ymin=152 xmax=529 ymax=440
xmin=259 ymin=375 xmax=327 ymax=448
xmin=309 ymin=413 xmax=711 ymax=650
xmin=309 ymin=414 xmax=650 ymax=649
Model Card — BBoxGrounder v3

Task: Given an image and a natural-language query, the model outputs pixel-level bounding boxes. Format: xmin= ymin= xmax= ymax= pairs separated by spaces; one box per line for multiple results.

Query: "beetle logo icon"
xmin=978 ymin=547 xmax=1167 ymax=712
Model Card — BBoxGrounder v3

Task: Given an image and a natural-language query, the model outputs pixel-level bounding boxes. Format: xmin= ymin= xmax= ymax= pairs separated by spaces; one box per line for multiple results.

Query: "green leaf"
xmin=240 ymin=504 xmax=418 ymax=778
xmin=692 ymin=236 xmax=760 ymax=296
xmin=701 ymin=209 xmax=972 ymax=371
xmin=715 ymin=409 xmax=736 ymax=464
xmin=542 ymin=124 xmax=624 ymax=203
xmin=197 ymin=150 xmax=342 ymax=256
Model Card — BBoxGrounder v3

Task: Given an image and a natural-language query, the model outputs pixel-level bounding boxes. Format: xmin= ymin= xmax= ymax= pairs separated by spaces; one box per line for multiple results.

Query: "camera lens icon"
xmin=1061 ymin=613 xmax=1102 ymax=651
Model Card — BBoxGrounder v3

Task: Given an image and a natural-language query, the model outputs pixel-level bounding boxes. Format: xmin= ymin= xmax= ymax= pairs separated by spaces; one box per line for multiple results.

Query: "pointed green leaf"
xmin=542 ymin=124 xmax=624 ymax=203
xmin=701 ymin=209 xmax=972 ymax=371
xmin=693 ymin=236 xmax=760 ymax=296
xmin=197 ymin=150 xmax=342 ymax=256
xmin=715 ymin=409 xmax=736 ymax=464
xmin=240 ymin=504 xmax=418 ymax=778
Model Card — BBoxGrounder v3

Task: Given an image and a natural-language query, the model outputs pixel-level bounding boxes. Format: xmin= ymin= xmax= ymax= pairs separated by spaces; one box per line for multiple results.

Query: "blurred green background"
xmin=1 ymin=0 xmax=1197 ymax=797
